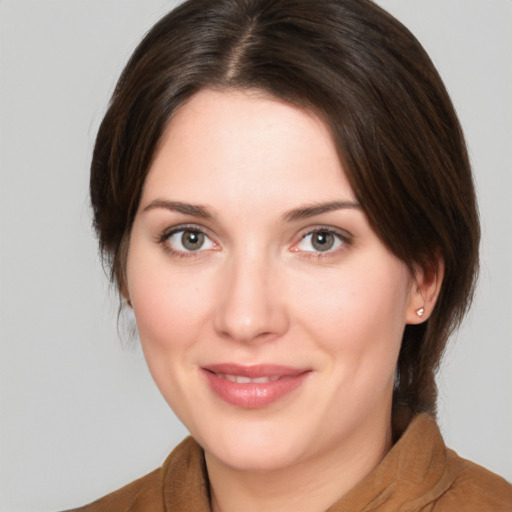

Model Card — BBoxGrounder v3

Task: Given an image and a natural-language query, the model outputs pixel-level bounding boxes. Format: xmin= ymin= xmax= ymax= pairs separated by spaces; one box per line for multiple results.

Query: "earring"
xmin=416 ymin=307 xmax=425 ymax=317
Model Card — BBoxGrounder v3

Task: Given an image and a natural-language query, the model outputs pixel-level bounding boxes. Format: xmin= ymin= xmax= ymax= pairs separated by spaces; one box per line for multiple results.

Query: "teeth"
xmin=252 ymin=377 xmax=270 ymax=383
xmin=217 ymin=374 xmax=280 ymax=384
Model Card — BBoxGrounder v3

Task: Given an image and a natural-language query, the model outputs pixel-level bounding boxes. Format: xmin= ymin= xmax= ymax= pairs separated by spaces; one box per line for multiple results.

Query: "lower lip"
xmin=202 ymin=370 xmax=310 ymax=409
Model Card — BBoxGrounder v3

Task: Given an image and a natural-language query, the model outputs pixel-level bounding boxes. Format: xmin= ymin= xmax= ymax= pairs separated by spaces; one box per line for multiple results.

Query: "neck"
xmin=206 ymin=415 xmax=392 ymax=512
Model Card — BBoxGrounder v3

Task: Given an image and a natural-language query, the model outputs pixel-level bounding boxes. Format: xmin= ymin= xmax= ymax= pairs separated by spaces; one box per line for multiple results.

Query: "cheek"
xmin=132 ymin=271 xmax=213 ymax=350
xmin=126 ymin=236 xmax=216 ymax=369
xmin=291 ymin=259 xmax=410 ymax=369
xmin=127 ymin=262 xmax=217 ymax=415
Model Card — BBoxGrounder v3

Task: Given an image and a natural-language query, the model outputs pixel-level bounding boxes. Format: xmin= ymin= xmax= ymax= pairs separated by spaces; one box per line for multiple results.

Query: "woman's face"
xmin=126 ymin=89 xmax=421 ymax=473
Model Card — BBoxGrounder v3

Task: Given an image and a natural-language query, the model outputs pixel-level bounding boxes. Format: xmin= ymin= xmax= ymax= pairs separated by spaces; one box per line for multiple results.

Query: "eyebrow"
xmin=282 ymin=200 xmax=361 ymax=222
xmin=142 ymin=199 xmax=361 ymax=222
xmin=142 ymin=199 xmax=214 ymax=219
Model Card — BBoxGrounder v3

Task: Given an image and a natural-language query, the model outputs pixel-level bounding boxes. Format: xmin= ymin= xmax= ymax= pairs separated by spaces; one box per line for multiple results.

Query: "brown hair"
xmin=90 ymin=0 xmax=479 ymax=427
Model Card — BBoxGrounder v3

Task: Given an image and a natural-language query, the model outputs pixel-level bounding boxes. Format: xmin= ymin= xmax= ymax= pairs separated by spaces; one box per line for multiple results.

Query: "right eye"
xmin=164 ymin=228 xmax=216 ymax=253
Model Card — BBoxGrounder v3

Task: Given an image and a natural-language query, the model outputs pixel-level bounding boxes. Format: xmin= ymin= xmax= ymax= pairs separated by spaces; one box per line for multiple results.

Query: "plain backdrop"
xmin=0 ymin=1 xmax=511 ymax=511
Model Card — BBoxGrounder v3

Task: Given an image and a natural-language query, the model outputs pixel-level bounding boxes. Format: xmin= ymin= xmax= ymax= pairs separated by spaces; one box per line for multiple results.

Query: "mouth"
xmin=213 ymin=373 xmax=281 ymax=384
xmin=201 ymin=364 xmax=311 ymax=409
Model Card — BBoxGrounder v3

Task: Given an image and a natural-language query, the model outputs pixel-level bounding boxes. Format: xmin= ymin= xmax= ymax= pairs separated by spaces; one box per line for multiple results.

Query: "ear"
xmin=406 ymin=258 xmax=444 ymax=324
xmin=120 ymin=283 xmax=133 ymax=308
xmin=119 ymin=276 xmax=133 ymax=308
xmin=118 ymin=235 xmax=133 ymax=308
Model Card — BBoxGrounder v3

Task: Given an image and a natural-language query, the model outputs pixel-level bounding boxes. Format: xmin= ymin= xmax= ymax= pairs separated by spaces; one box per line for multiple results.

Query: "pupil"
xmin=182 ymin=230 xmax=204 ymax=250
xmin=312 ymin=232 xmax=334 ymax=251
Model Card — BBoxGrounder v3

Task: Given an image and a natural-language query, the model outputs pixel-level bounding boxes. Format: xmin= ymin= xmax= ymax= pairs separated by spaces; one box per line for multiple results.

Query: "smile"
xmin=215 ymin=374 xmax=281 ymax=383
xmin=201 ymin=364 xmax=311 ymax=409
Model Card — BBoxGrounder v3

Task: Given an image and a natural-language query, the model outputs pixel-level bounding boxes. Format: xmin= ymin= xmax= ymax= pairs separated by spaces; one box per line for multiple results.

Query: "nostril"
xmin=212 ymin=260 xmax=290 ymax=343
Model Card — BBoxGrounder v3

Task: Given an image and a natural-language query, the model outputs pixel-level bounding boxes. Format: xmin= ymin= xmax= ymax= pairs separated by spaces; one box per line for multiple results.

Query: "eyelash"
xmin=292 ymin=226 xmax=352 ymax=258
xmin=156 ymin=225 xmax=352 ymax=259
xmin=157 ymin=224 xmax=218 ymax=258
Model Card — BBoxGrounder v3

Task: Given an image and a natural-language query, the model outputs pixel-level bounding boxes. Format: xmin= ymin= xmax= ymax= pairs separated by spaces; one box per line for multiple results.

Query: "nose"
xmin=213 ymin=251 xmax=290 ymax=343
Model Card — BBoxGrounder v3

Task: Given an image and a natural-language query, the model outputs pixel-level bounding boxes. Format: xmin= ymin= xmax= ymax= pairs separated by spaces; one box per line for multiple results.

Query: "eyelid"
xmin=157 ymin=223 xmax=219 ymax=255
xmin=290 ymin=225 xmax=353 ymax=254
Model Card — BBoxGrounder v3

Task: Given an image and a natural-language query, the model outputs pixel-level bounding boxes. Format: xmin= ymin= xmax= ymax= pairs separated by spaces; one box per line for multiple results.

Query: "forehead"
xmin=141 ymin=88 xmax=355 ymax=210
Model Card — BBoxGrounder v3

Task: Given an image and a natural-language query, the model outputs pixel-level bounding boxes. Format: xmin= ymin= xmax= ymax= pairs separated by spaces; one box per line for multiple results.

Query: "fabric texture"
xmin=64 ymin=414 xmax=512 ymax=512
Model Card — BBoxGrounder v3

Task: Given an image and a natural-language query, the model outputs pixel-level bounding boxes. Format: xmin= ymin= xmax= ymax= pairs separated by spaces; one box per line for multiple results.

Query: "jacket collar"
xmin=162 ymin=414 xmax=451 ymax=512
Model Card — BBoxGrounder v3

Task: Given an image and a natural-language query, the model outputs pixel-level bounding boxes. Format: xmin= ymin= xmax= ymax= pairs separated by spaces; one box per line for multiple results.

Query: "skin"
xmin=126 ymin=88 xmax=439 ymax=512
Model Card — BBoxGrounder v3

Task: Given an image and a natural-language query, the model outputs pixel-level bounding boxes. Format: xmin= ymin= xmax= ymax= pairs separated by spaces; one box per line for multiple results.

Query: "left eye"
xmin=296 ymin=230 xmax=345 ymax=253
xmin=166 ymin=229 xmax=215 ymax=252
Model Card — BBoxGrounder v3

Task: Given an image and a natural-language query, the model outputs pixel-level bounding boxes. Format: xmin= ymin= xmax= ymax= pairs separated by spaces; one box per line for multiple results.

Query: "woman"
xmin=69 ymin=0 xmax=512 ymax=510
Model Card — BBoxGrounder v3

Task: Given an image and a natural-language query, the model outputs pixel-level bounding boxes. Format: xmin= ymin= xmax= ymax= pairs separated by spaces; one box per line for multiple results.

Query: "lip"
xmin=201 ymin=364 xmax=311 ymax=409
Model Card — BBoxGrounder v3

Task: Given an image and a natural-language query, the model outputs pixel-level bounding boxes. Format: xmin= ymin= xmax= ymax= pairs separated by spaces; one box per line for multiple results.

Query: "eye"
xmin=295 ymin=229 xmax=347 ymax=253
xmin=165 ymin=228 xmax=215 ymax=253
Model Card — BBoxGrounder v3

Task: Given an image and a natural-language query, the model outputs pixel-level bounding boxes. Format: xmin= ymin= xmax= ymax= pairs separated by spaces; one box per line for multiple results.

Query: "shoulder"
xmin=61 ymin=467 xmax=164 ymax=512
xmin=62 ymin=437 xmax=204 ymax=512
xmin=432 ymin=449 xmax=512 ymax=511
xmin=378 ymin=414 xmax=512 ymax=511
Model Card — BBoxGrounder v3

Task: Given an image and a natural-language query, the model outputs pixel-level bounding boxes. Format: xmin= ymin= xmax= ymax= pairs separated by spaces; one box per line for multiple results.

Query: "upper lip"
xmin=202 ymin=364 xmax=310 ymax=379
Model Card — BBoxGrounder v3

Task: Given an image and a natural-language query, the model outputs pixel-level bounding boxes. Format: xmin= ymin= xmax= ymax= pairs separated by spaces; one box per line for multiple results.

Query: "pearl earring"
xmin=416 ymin=307 xmax=425 ymax=317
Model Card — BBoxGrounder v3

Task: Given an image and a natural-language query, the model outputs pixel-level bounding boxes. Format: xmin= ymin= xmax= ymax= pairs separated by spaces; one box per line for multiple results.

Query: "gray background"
xmin=0 ymin=1 xmax=510 ymax=511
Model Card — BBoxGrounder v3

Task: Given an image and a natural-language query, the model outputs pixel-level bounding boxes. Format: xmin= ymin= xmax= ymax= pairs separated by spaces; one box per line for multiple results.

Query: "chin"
xmin=210 ymin=441 xmax=305 ymax=473
xmin=196 ymin=419 xmax=312 ymax=472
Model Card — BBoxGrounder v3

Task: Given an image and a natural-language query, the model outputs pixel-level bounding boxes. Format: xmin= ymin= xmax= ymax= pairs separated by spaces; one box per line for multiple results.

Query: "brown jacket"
xmin=66 ymin=414 xmax=512 ymax=511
